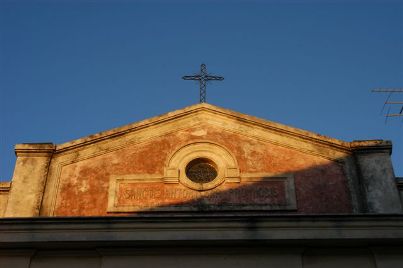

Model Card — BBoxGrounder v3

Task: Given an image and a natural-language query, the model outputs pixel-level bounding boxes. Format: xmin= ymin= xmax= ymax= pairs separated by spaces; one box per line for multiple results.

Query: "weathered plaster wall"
xmin=0 ymin=195 xmax=7 ymax=217
xmin=53 ymin=124 xmax=351 ymax=216
xmin=352 ymin=141 xmax=403 ymax=213
xmin=3 ymin=104 xmax=400 ymax=217
xmin=397 ymin=179 xmax=403 ymax=205
xmin=0 ymin=182 xmax=10 ymax=217
xmin=358 ymin=153 xmax=402 ymax=213
xmin=4 ymin=144 xmax=54 ymax=217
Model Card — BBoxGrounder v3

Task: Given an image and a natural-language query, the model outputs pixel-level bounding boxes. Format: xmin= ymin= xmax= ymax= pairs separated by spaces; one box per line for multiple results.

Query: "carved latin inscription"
xmin=119 ymin=183 xmax=280 ymax=203
xmin=108 ymin=174 xmax=296 ymax=212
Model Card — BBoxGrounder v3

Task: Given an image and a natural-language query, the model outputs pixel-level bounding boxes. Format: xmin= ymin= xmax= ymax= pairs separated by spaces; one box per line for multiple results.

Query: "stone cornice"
xmin=14 ymin=143 xmax=55 ymax=157
xmin=51 ymin=104 xmax=388 ymax=155
xmin=0 ymin=215 xmax=403 ymax=247
xmin=0 ymin=182 xmax=10 ymax=193
xmin=397 ymin=178 xmax=403 ymax=190
xmin=350 ymin=140 xmax=393 ymax=155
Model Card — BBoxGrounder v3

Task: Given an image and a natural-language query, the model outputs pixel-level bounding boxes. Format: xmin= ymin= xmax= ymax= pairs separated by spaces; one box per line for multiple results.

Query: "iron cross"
xmin=182 ymin=64 xmax=224 ymax=103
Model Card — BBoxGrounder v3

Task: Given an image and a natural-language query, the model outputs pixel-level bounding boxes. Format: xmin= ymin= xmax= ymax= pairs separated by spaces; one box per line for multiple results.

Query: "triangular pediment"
xmin=34 ymin=103 xmax=392 ymax=217
xmin=3 ymin=103 xmax=395 ymax=219
xmin=54 ymin=103 xmax=351 ymax=161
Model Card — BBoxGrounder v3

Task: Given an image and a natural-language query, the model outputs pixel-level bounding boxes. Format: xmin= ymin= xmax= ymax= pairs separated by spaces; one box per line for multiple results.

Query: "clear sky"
xmin=0 ymin=0 xmax=402 ymax=182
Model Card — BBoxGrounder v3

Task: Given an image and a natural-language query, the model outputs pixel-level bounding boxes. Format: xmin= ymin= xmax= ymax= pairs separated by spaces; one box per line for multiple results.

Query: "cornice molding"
xmin=0 ymin=182 xmax=10 ymax=193
xmin=350 ymin=140 xmax=393 ymax=155
xmin=1 ymin=215 xmax=403 ymax=247
xmin=47 ymin=103 xmax=390 ymax=156
xmin=14 ymin=143 xmax=55 ymax=157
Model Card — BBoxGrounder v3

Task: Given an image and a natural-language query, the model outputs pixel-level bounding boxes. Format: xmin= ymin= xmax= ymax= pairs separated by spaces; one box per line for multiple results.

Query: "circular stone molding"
xmin=164 ymin=141 xmax=240 ymax=191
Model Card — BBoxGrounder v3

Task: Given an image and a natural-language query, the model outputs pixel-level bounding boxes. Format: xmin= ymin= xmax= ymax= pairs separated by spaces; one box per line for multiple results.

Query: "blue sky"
xmin=0 ymin=0 xmax=402 ymax=181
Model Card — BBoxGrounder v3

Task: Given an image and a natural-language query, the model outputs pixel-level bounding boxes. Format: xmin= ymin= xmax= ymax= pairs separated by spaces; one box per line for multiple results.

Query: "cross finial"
xmin=182 ymin=64 xmax=224 ymax=103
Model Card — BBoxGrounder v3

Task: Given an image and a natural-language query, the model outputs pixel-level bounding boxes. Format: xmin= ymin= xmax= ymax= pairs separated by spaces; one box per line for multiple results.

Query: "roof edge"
xmin=36 ymin=103 xmax=385 ymax=154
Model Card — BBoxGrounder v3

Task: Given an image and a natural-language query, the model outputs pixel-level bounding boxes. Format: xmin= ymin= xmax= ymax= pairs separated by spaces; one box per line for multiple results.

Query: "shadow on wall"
xmin=105 ymin=156 xmax=357 ymax=216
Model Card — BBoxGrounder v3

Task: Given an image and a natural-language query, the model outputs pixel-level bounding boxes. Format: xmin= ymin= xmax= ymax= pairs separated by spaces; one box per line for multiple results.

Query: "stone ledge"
xmin=397 ymin=177 xmax=403 ymax=189
xmin=0 ymin=215 xmax=403 ymax=247
xmin=350 ymin=140 xmax=392 ymax=154
xmin=14 ymin=143 xmax=55 ymax=157
xmin=0 ymin=182 xmax=10 ymax=193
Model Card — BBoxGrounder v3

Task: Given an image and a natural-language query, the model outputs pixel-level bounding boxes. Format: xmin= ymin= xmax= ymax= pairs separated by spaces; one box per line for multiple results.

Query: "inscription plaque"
xmin=108 ymin=174 xmax=297 ymax=212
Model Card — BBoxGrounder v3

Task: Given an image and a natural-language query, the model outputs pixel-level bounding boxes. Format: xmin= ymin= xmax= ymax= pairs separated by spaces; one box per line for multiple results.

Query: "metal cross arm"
xmin=182 ymin=64 xmax=224 ymax=103
xmin=182 ymin=75 xmax=224 ymax=81
xmin=182 ymin=75 xmax=201 ymax=80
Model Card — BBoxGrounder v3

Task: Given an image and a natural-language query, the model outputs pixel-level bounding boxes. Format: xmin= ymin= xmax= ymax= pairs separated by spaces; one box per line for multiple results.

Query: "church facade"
xmin=0 ymin=103 xmax=402 ymax=268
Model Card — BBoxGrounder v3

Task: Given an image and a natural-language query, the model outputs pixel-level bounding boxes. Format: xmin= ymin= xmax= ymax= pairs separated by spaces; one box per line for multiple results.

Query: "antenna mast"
xmin=372 ymin=89 xmax=403 ymax=122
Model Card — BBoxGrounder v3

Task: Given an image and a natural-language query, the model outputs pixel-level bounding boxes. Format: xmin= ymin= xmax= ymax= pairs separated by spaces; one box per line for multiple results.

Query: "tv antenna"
xmin=372 ymin=89 xmax=403 ymax=123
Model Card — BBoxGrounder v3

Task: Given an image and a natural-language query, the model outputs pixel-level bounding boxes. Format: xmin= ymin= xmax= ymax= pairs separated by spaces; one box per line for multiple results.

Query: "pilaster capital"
xmin=15 ymin=143 xmax=55 ymax=157
xmin=350 ymin=140 xmax=392 ymax=155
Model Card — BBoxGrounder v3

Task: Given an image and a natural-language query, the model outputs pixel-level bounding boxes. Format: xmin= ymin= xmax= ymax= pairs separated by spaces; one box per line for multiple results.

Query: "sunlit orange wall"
xmin=54 ymin=125 xmax=352 ymax=216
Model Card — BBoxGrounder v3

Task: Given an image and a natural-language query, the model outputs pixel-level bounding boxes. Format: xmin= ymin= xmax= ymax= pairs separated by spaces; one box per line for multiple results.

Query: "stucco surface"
xmin=0 ymin=194 xmax=8 ymax=217
xmin=53 ymin=124 xmax=351 ymax=216
xmin=4 ymin=103 xmax=398 ymax=217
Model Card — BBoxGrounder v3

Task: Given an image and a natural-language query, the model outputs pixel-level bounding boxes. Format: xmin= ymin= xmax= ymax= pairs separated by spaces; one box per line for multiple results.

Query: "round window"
xmin=185 ymin=158 xmax=218 ymax=184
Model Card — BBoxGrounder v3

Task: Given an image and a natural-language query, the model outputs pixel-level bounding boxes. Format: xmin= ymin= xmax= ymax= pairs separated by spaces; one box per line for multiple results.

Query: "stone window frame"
xmin=164 ymin=141 xmax=240 ymax=191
